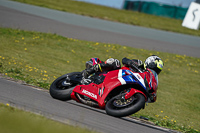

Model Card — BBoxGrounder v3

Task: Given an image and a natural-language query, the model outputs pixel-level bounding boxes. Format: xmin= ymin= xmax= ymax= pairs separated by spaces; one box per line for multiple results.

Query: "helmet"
xmin=144 ymin=55 xmax=164 ymax=75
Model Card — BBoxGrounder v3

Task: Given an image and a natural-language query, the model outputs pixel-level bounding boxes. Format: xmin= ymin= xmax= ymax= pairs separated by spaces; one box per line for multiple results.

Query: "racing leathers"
xmin=82 ymin=58 xmax=121 ymax=78
xmin=82 ymin=57 xmax=143 ymax=78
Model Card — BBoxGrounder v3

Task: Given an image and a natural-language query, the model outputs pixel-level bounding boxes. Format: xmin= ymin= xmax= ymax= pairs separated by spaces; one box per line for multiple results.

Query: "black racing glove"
xmin=82 ymin=68 xmax=94 ymax=79
xmin=82 ymin=64 xmax=101 ymax=78
xmin=82 ymin=70 xmax=89 ymax=78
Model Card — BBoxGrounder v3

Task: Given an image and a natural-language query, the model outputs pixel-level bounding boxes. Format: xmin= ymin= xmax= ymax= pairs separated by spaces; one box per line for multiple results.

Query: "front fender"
xmin=125 ymin=88 xmax=147 ymax=101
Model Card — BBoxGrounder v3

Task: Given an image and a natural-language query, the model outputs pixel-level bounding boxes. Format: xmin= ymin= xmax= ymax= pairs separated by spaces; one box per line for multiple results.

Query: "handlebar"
xmin=131 ymin=64 xmax=143 ymax=73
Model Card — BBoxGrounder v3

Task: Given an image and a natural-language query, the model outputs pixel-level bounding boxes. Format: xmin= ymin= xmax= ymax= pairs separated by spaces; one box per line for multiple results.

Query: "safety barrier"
xmin=123 ymin=1 xmax=188 ymax=20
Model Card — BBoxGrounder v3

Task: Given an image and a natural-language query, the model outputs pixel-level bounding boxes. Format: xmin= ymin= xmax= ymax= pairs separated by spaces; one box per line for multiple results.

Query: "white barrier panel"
xmin=182 ymin=2 xmax=200 ymax=30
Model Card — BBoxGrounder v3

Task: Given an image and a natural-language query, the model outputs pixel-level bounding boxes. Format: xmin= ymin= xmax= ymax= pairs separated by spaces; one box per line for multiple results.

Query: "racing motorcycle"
xmin=49 ymin=58 xmax=158 ymax=117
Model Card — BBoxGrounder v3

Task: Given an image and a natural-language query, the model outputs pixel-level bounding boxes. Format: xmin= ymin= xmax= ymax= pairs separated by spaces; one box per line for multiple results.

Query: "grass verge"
xmin=0 ymin=27 xmax=200 ymax=132
xmin=12 ymin=0 xmax=200 ymax=36
xmin=0 ymin=103 xmax=96 ymax=133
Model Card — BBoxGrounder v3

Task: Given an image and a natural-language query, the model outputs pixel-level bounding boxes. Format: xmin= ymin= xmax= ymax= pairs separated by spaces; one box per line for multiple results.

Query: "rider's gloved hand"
xmin=82 ymin=69 xmax=89 ymax=78
xmin=82 ymin=67 xmax=95 ymax=78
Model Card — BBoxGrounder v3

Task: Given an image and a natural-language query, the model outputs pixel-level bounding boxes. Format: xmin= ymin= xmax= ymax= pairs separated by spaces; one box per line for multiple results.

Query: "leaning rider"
xmin=82 ymin=55 xmax=164 ymax=80
xmin=82 ymin=55 xmax=164 ymax=102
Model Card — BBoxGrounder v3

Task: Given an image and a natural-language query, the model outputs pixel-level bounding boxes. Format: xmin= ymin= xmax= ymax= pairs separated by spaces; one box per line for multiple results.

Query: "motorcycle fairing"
xmin=71 ymin=70 xmax=122 ymax=108
xmin=117 ymin=69 xmax=146 ymax=90
xmin=117 ymin=69 xmax=148 ymax=100
xmin=71 ymin=69 xmax=150 ymax=108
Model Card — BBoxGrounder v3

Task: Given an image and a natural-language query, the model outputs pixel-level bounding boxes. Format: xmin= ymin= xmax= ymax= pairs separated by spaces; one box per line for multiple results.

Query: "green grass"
xmin=0 ymin=27 xmax=200 ymax=132
xmin=12 ymin=0 xmax=200 ymax=36
xmin=0 ymin=103 xmax=96 ymax=133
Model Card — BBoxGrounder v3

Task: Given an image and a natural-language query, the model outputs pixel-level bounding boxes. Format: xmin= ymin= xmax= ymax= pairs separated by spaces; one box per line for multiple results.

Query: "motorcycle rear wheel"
xmin=49 ymin=72 xmax=81 ymax=101
xmin=105 ymin=93 xmax=145 ymax=117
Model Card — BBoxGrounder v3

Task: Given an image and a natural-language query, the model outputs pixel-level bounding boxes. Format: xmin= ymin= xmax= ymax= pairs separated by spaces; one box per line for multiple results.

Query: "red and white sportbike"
xmin=50 ymin=58 xmax=158 ymax=117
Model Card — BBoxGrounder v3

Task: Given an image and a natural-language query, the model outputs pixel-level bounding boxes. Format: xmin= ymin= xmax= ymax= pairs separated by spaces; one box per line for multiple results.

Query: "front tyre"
xmin=105 ymin=93 xmax=145 ymax=117
xmin=49 ymin=72 xmax=81 ymax=101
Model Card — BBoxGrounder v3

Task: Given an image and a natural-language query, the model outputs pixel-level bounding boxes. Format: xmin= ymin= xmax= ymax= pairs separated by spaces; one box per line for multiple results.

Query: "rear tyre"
xmin=105 ymin=93 xmax=145 ymax=117
xmin=49 ymin=72 xmax=81 ymax=101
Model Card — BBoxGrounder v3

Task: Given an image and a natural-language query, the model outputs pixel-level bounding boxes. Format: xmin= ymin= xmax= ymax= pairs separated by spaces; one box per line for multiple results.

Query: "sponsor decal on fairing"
xmin=132 ymin=73 xmax=146 ymax=88
xmin=82 ymin=89 xmax=97 ymax=99
xmin=118 ymin=69 xmax=126 ymax=85
xmin=117 ymin=69 xmax=146 ymax=88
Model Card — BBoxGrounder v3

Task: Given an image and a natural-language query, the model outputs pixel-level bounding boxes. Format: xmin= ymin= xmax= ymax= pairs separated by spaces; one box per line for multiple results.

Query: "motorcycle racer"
xmin=82 ymin=55 xmax=164 ymax=79
xmin=82 ymin=55 xmax=164 ymax=102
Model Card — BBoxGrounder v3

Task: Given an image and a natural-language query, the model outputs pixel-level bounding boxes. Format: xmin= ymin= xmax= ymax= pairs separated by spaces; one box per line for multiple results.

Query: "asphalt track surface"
xmin=0 ymin=77 xmax=171 ymax=133
xmin=0 ymin=0 xmax=199 ymax=133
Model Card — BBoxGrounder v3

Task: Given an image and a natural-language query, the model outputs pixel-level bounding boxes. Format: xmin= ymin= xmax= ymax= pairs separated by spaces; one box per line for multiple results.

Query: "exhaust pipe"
xmin=76 ymin=93 xmax=99 ymax=108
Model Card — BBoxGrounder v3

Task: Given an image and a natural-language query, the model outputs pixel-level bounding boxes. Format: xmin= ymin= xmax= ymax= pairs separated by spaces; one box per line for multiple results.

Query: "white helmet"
xmin=144 ymin=55 xmax=164 ymax=75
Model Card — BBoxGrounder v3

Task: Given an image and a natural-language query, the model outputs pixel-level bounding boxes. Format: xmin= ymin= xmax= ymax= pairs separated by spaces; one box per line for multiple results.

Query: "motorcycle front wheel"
xmin=49 ymin=72 xmax=81 ymax=101
xmin=105 ymin=93 xmax=145 ymax=117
